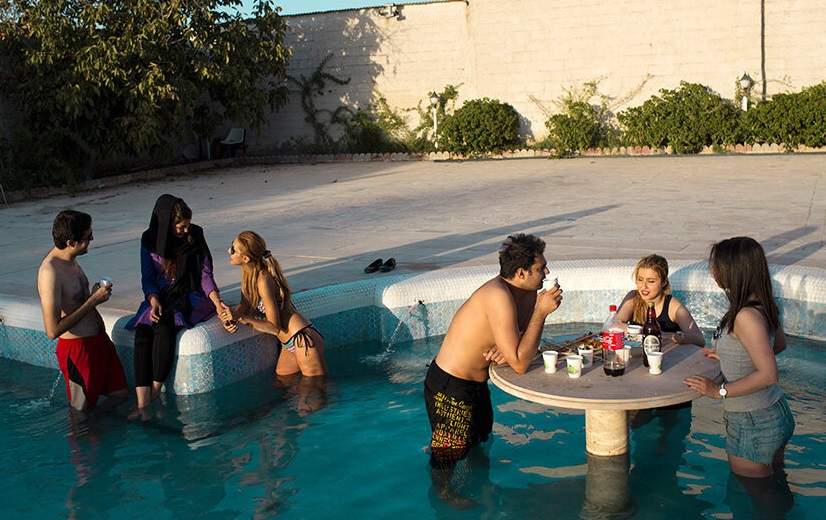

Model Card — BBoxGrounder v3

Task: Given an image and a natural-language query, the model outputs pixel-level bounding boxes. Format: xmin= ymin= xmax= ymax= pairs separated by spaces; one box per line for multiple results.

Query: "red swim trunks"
xmin=56 ymin=332 xmax=127 ymax=410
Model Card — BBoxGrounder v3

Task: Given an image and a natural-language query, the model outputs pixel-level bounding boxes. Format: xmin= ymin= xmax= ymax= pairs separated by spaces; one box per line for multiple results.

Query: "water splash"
xmin=48 ymin=372 xmax=63 ymax=402
xmin=385 ymin=300 xmax=425 ymax=353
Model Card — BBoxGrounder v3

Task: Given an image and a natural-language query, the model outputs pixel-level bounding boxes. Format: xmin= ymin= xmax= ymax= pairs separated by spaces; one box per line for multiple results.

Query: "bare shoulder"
xmin=733 ymin=307 xmax=770 ymax=336
xmin=37 ymin=255 xmax=59 ymax=283
xmin=669 ymin=295 xmax=688 ymax=313
xmin=257 ymin=270 xmax=278 ymax=295
xmin=476 ymin=277 xmax=513 ymax=303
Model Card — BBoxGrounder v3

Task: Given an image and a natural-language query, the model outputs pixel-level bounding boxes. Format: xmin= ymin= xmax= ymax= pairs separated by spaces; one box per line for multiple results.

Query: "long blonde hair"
xmin=235 ymin=231 xmax=296 ymax=321
xmin=631 ymin=254 xmax=671 ymax=324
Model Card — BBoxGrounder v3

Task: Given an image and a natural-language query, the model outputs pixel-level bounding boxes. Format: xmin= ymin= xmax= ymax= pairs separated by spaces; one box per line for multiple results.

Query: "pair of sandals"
xmin=364 ymin=257 xmax=396 ymax=273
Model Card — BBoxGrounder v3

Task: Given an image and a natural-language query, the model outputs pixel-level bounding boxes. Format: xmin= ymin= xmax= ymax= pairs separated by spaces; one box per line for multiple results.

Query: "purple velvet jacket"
xmin=126 ymin=246 xmax=219 ymax=329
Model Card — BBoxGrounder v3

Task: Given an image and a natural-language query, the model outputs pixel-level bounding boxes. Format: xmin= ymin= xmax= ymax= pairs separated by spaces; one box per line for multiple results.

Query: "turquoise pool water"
xmin=1 ymin=323 xmax=824 ymax=519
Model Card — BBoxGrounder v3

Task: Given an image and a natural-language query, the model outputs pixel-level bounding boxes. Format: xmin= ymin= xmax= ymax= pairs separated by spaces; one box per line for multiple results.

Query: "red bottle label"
xmin=601 ymin=331 xmax=624 ymax=351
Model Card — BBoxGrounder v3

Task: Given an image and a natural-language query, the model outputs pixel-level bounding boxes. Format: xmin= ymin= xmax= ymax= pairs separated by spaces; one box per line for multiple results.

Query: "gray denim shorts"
xmin=724 ymin=396 xmax=795 ymax=465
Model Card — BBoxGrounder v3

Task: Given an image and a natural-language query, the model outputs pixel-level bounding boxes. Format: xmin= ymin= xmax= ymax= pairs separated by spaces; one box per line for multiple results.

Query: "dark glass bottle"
xmin=642 ymin=301 xmax=661 ymax=367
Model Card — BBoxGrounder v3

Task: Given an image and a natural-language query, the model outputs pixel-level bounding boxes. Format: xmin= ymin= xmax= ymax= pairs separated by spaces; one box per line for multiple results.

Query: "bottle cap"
xmin=609 ymin=304 xmax=617 ymax=312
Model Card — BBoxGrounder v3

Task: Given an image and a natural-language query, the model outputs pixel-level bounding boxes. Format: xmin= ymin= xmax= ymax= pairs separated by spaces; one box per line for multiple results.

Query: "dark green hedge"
xmin=617 ymin=82 xmax=741 ymax=154
xmin=439 ymin=98 xmax=522 ymax=155
xmin=741 ymin=82 xmax=826 ymax=148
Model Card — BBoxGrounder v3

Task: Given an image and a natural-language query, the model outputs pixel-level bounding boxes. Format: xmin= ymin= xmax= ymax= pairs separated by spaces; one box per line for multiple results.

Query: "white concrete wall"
xmin=250 ymin=0 xmax=826 ymax=152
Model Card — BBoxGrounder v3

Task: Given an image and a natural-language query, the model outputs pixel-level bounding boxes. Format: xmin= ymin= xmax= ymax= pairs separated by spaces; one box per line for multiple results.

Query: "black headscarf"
xmin=141 ymin=194 xmax=213 ymax=316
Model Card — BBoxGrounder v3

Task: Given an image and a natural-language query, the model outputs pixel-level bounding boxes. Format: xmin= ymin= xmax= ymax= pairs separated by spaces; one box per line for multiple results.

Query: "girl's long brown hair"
xmin=709 ymin=237 xmax=780 ymax=334
xmin=235 ymin=231 xmax=296 ymax=324
xmin=631 ymin=254 xmax=671 ymax=324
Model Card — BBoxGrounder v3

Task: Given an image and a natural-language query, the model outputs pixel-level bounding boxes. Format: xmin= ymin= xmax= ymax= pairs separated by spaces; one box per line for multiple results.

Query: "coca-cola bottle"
xmin=601 ymin=305 xmax=625 ymax=376
xmin=642 ymin=301 xmax=661 ymax=367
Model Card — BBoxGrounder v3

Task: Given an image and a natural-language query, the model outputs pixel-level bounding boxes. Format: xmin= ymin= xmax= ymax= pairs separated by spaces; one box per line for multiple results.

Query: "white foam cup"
xmin=542 ymin=351 xmax=559 ymax=373
xmin=566 ymin=354 xmax=583 ymax=379
xmin=647 ymin=351 xmax=663 ymax=375
xmin=626 ymin=324 xmax=642 ymax=342
xmin=578 ymin=346 xmax=594 ymax=368
xmin=620 ymin=345 xmax=632 ymax=364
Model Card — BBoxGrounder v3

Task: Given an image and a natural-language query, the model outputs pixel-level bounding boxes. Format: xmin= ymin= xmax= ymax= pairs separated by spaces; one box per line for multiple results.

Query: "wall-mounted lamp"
xmin=739 ymin=73 xmax=754 ymax=111
xmin=429 ymin=92 xmax=440 ymax=149
xmin=378 ymin=4 xmax=402 ymax=20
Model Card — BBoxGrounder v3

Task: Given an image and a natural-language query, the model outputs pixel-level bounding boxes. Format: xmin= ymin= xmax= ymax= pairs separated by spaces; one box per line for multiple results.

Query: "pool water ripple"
xmin=0 ymin=324 xmax=824 ymax=518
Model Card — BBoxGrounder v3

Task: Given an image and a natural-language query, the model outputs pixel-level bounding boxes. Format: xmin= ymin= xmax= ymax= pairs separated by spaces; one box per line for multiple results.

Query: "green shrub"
xmin=342 ymin=107 xmax=407 ymax=153
xmin=0 ymin=129 xmax=78 ymax=192
xmin=439 ymin=98 xmax=522 ymax=155
xmin=618 ymin=82 xmax=741 ymax=153
xmin=544 ymin=102 xmax=601 ymax=155
xmin=541 ymin=81 xmax=619 ymax=156
xmin=740 ymin=82 xmax=826 ymax=148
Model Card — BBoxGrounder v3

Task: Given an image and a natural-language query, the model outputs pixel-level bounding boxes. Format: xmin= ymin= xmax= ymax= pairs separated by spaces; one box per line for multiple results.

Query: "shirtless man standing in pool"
xmin=37 ymin=210 xmax=128 ymax=411
xmin=424 ymin=233 xmax=563 ymax=483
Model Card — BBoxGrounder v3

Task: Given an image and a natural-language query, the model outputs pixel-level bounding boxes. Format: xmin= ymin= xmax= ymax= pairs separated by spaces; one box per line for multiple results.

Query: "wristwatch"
xmin=718 ymin=383 xmax=728 ymax=399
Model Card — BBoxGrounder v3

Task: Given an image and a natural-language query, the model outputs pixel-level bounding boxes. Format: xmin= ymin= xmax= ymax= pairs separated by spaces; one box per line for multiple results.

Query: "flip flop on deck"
xmin=364 ymin=258 xmax=383 ymax=273
xmin=379 ymin=258 xmax=396 ymax=272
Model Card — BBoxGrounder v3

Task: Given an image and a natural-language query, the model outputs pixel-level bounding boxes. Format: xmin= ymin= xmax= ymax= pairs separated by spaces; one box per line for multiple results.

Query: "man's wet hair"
xmin=52 ymin=210 xmax=92 ymax=249
xmin=498 ymin=233 xmax=545 ymax=278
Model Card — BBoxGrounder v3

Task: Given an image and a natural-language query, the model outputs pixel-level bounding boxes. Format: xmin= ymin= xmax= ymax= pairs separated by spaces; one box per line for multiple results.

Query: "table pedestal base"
xmin=583 ymin=452 xmax=632 ymax=518
xmin=585 ymin=410 xmax=628 ymax=456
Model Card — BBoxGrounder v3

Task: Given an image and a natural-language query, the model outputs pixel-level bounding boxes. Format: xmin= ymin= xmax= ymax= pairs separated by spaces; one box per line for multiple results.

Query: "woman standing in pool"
xmin=617 ymin=254 xmax=705 ymax=346
xmin=225 ymin=231 xmax=326 ymax=377
xmin=684 ymin=237 xmax=794 ymax=478
xmin=127 ymin=195 xmax=233 ymax=411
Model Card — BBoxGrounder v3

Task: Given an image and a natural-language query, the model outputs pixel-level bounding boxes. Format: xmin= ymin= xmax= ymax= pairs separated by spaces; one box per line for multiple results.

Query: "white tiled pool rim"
xmin=1 ymin=260 xmax=824 ymax=395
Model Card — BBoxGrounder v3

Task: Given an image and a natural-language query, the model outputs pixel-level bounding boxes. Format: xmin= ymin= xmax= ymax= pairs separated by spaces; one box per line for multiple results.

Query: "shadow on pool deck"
xmin=279 ymin=203 xmax=621 ymax=291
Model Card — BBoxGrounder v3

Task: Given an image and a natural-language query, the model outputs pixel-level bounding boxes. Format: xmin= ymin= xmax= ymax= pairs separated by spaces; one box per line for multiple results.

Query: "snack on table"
xmin=541 ymin=331 xmax=599 ymax=356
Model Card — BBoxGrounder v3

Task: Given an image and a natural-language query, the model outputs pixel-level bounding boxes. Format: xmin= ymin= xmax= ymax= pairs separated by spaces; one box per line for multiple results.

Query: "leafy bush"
xmin=439 ymin=98 xmax=522 ymax=155
xmin=342 ymin=107 xmax=407 ymax=153
xmin=541 ymin=82 xmax=620 ymax=155
xmin=544 ymin=101 xmax=603 ymax=155
xmin=0 ymin=129 xmax=78 ymax=191
xmin=740 ymin=82 xmax=826 ymax=148
xmin=618 ymin=82 xmax=741 ymax=153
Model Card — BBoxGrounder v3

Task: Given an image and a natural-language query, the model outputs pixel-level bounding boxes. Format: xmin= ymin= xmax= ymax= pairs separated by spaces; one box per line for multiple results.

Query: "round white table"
xmin=490 ymin=339 xmax=720 ymax=456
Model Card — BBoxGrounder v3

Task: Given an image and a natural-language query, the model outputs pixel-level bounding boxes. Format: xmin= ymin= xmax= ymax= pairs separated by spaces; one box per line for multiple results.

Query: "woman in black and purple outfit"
xmin=126 ymin=194 xmax=232 ymax=410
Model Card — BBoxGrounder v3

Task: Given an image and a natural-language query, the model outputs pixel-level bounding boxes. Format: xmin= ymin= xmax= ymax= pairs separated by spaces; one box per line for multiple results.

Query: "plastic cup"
xmin=542 ymin=350 xmax=559 ymax=374
xmin=625 ymin=324 xmax=642 ymax=342
xmin=620 ymin=345 xmax=632 ymax=364
xmin=647 ymin=351 xmax=663 ymax=375
xmin=578 ymin=346 xmax=594 ymax=368
xmin=566 ymin=354 xmax=583 ymax=379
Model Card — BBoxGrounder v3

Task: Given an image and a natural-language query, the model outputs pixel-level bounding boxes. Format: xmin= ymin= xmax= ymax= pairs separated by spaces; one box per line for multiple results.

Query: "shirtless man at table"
xmin=424 ymin=234 xmax=563 ymax=482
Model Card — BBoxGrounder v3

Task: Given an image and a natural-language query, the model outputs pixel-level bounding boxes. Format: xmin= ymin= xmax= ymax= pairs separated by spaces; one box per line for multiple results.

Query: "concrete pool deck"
xmin=1 ymin=154 xmax=824 ymax=312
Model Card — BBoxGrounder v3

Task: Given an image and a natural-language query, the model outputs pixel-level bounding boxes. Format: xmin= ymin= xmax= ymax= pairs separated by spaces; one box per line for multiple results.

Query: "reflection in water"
xmin=1 ymin=327 xmax=824 ymax=518
xmin=583 ymin=453 xmax=633 ymax=518
xmin=629 ymin=406 xmax=715 ymax=517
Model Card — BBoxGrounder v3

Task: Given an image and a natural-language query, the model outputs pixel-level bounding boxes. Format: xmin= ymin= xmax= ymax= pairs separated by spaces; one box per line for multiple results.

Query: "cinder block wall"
xmin=250 ymin=0 xmax=826 ymax=152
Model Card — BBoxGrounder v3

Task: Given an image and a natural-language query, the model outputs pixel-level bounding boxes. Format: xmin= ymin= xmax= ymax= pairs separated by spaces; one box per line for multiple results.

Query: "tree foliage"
xmin=0 ymin=0 xmax=291 ymax=180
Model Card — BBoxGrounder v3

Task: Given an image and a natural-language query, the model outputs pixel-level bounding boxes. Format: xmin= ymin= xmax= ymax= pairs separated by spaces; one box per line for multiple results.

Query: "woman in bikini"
xmin=224 ymin=231 xmax=326 ymax=377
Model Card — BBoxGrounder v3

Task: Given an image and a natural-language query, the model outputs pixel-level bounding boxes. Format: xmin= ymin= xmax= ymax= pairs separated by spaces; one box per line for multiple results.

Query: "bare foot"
xmin=127 ymin=407 xmax=152 ymax=422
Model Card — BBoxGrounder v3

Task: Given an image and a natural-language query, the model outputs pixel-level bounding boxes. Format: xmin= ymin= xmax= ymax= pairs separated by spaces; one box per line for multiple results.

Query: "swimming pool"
xmin=1 ymin=322 xmax=823 ymax=518
xmin=1 ymin=261 xmax=825 ymax=518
